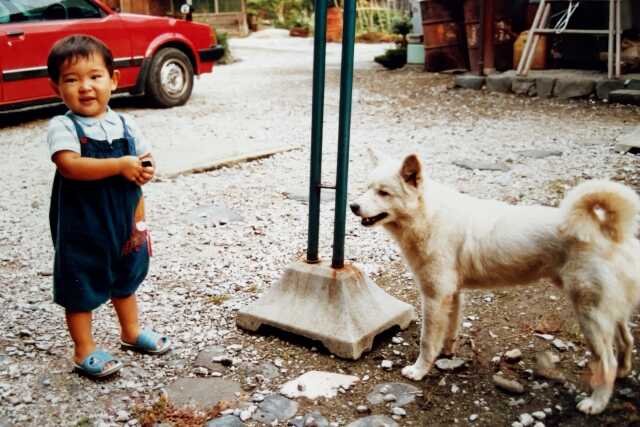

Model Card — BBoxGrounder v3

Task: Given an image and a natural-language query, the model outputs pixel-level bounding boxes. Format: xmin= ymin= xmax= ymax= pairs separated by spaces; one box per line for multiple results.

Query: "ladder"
xmin=516 ymin=0 xmax=622 ymax=79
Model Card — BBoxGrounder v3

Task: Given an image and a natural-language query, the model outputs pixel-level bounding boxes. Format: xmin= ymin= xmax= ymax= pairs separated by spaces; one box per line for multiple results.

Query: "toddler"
xmin=46 ymin=35 xmax=170 ymax=378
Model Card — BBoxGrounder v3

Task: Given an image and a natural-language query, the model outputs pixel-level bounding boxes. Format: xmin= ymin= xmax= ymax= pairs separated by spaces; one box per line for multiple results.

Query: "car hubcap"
xmin=160 ymin=60 xmax=188 ymax=97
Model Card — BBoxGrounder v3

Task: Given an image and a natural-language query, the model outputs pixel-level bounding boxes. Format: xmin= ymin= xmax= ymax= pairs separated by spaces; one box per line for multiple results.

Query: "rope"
xmin=552 ymin=1 xmax=580 ymax=34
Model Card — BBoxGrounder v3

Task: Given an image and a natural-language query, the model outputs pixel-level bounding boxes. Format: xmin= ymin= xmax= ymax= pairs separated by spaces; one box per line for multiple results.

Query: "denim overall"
xmin=50 ymin=114 xmax=149 ymax=312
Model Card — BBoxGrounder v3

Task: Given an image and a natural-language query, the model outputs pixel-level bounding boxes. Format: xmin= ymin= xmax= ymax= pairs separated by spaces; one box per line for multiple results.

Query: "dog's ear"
xmin=401 ymin=154 xmax=422 ymax=188
xmin=367 ymin=147 xmax=380 ymax=167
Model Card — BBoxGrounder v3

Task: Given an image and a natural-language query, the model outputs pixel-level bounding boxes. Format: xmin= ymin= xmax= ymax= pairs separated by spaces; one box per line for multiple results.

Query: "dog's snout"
xmin=350 ymin=203 xmax=360 ymax=215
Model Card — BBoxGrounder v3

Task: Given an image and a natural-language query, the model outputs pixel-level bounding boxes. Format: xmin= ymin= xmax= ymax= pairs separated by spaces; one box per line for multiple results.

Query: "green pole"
xmin=331 ymin=0 xmax=357 ymax=269
xmin=306 ymin=0 xmax=328 ymax=264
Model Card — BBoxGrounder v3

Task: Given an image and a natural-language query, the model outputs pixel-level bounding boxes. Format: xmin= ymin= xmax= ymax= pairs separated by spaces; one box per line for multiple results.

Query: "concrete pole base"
xmin=236 ymin=260 xmax=416 ymax=360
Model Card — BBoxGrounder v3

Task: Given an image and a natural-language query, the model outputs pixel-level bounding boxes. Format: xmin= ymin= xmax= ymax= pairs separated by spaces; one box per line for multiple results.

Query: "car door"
xmin=0 ymin=0 xmax=133 ymax=105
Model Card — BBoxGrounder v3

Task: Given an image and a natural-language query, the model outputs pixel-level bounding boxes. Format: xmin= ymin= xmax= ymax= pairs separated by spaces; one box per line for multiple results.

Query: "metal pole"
xmin=616 ymin=0 xmax=621 ymax=78
xmin=477 ymin=0 xmax=485 ymax=76
xmin=331 ymin=0 xmax=357 ymax=269
xmin=306 ymin=0 xmax=328 ymax=264
xmin=608 ymin=0 xmax=614 ymax=79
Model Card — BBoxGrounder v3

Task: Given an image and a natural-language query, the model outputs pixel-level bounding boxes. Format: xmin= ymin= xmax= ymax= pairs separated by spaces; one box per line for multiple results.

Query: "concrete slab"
xmin=614 ymin=126 xmax=640 ymax=153
xmin=236 ymin=261 xmax=416 ymax=359
xmin=609 ymin=89 xmax=640 ymax=105
xmin=280 ymin=371 xmax=359 ymax=399
xmin=166 ymin=377 xmax=241 ymax=409
xmin=158 ymin=145 xmax=300 ymax=178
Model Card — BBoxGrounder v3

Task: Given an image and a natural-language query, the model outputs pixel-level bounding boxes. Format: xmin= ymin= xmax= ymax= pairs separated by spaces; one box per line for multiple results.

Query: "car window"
xmin=0 ymin=0 xmax=103 ymax=23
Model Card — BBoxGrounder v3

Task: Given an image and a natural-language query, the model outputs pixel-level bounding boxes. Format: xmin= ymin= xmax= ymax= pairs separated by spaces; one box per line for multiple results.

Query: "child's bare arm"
xmin=53 ymin=150 xmax=145 ymax=185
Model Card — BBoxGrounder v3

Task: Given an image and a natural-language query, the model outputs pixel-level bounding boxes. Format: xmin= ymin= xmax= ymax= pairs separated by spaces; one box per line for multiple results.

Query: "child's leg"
xmin=111 ymin=294 xmax=141 ymax=344
xmin=66 ymin=311 xmax=95 ymax=364
xmin=66 ymin=310 xmax=120 ymax=372
xmin=113 ymin=294 xmax=168 ymax=350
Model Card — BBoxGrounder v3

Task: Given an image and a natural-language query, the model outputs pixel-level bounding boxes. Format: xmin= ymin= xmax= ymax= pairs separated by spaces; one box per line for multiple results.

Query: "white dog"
xmin=350 ymin=151 xmax=640 ymax=415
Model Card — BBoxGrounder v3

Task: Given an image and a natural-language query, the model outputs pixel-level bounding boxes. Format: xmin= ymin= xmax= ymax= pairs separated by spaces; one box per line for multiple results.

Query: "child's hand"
xmin=139 ymin=153 xmax=155 ymax=186
xmin=119 ymin=156 xmax=145 ymax=185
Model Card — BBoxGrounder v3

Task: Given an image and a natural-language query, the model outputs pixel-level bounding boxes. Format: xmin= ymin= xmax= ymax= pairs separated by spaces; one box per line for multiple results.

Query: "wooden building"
xmin=109 ymin=0 xmax=248 ymax=35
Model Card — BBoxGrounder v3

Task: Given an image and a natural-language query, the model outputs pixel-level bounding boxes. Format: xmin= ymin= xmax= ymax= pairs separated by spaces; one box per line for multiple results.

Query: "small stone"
xmin=435 ymin=358 xmax=466 ymax=371
xmin=533 ymin=333 xmax=554 ymax=341
xmin=552 ymin=339 xmax=568 ymax=351
xmin=383 ymin=393 xmax=396 ymax=402
xmin=380 ymin=360 xmax=393 ymax=370
xmin=532 ymin=411 xmax=546 ymax=420
xmin=533 ymin=423 xmax=545 ymax=427
xmin=512 ymin=423 xmax=524 ymax=427
xmin=194 ymin=367 xmax=209 ymax=376
xmin=469 ymin=414 xmax=479 ymax=421
xmin=391 ymin=407 xmax=406 ymax=416
xmin=505 ymin=349 xmax=522 ymax=362
xmin=493 ymin=375 xmax=525 ymax=394
xmin=391 ymin=337 xmax=403 ymax=344
xmin=356 ymin=405 xmax=369 ymax=413
xmin=451 ymin=384 xmax=459 ymax=394
xmin=116 ymin=410 xmax=130 ymax=422
xmin=519 ymin=413 xmax=534 ymax=426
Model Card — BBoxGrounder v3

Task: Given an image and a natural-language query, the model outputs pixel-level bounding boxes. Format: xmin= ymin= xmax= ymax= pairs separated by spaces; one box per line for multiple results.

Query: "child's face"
xmin=53 ymin=53 xmax=119 ymax=118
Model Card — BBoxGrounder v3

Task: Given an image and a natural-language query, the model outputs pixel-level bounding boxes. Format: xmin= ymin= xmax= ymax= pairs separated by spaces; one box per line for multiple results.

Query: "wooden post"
xmin=482 ymin=0 xmax=495 ymax=74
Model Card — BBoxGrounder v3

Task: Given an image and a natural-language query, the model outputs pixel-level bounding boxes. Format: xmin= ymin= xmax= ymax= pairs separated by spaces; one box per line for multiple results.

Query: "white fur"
xmin=351 ymin=154 xmax=640 ymax=415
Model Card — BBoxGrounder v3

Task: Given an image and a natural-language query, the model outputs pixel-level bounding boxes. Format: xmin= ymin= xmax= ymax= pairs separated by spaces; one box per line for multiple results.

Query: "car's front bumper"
xmin=199 ymin=45 xmax=225 ymax=62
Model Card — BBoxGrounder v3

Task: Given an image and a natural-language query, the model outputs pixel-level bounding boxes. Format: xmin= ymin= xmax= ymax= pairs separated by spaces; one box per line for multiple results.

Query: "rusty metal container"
xmin=463 ymin=0 xmax=514 ymax=72
xmin=463 ymin=0 xmax=481 ymax=73
xmin=420 ymin=0 xmax=467 ymax=72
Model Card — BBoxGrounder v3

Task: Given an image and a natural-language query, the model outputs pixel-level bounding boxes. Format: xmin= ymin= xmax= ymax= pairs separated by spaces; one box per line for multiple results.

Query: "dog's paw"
xmin=401 ymin=363 xmax=429 ymax=381
xmin=577 ymin=397 xmax=607 ymax=415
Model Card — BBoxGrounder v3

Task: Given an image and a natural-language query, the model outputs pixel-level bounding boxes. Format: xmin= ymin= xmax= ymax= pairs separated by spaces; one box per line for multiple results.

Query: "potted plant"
xmin=289 ymin=16 xmax=312 ymax=37
xmin=374 ymin=15 xmax=412 ymax=69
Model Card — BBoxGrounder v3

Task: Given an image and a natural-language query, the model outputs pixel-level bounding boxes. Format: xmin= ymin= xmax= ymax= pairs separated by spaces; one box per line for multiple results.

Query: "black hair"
xmin=47 ymin=35 xmax=114 ymax=83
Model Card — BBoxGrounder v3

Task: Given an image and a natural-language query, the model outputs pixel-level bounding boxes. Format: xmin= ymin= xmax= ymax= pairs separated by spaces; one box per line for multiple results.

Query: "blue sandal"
xmin=74 ymin=349 xmax=122 ymax=378
xmin=121 ymin=329 xmax=171 ymax=355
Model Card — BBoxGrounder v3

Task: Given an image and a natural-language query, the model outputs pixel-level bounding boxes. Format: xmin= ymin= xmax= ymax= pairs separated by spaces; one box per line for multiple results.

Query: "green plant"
xmin=391 ymin=15 xmax=412 ymax=48
xmin=374 ymin=47 xmax=407 ymax=69
xmin=215 ymin=31 xmax=234 ymax=65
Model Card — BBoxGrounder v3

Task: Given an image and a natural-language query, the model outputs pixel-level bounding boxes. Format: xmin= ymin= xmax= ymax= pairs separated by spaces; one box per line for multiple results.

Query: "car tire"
xmin=145 ymin=48 xmax=194 ymax=108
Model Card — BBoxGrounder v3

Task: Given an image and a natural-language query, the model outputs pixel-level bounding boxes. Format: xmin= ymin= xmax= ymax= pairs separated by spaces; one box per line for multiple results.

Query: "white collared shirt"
xmin=46 ymin=107 xmax=151 ymax=159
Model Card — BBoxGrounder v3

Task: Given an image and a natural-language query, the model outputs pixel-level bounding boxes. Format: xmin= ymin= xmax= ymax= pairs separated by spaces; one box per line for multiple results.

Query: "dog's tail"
xmin=559 ymin=180 xmax=640 ymax=246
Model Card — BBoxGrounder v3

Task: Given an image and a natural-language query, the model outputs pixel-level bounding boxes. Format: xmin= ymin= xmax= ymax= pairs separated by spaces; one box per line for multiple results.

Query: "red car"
xmin=0 ymin=0 xmax=224 ymax=110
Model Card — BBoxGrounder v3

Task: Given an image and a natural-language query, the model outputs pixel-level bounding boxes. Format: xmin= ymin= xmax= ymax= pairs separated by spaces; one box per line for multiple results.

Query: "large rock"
xmin=367 ymin=382 xmax=421 ymax=406
xmin=455 ymin=74 xmax=485 ymax=90
xmin=194 ymin=346 xmax=229 ymax=371
xmin=486 ymin=73 xmax=514 ymax=93
xmin=288 ymin=411 xmax=330 ymax=427
xmin=595 ymin=79 xmax=625 ymax=101
xmin=166 ymin=377 xmax=241 ymax=409
xmin=609 ymin=89 xmax=640 ymax=106
xmin=512 ymin=77 xmax=536 ymax=96
xmin=346 ymin=415 xmax=399 ymax=427
xmin=252 ymin=394 xmax=298 ymax=424
xmin=205 ymin=415 xmax=247 ymax=427
xmin=553 ymin=78 xmax=595 ymax=99
xmin=535 ymin=77 xmax=556 ymax=98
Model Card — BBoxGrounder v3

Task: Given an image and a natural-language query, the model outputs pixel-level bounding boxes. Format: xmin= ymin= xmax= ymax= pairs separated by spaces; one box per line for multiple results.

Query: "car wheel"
xmin=145 ymin=48 xmax=194 ymax=108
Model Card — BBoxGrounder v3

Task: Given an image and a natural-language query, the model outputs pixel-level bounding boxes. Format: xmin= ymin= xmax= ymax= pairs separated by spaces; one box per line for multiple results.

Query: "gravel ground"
xmin=2 ymin=33 xmax=640 ymax=427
